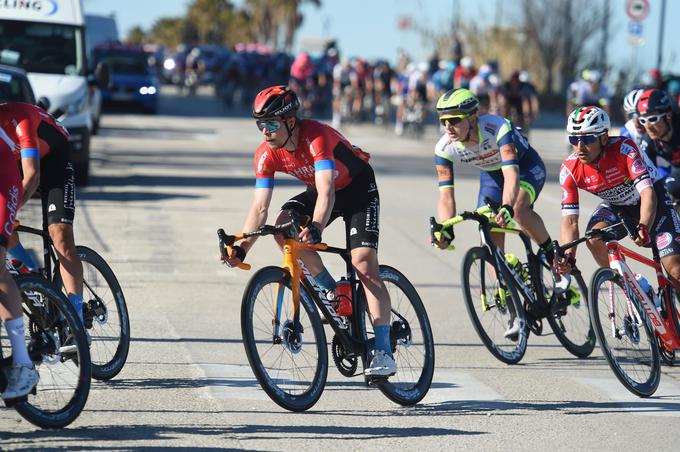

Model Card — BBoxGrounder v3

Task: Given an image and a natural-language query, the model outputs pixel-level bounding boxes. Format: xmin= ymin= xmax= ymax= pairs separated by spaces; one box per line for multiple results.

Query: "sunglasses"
xmin=638 ymin=114 xmax=664 ymax=126
xmin=439 ymin=117 xmax=465 ymax=127
xmin=256 ymin=119 xmax=282 ymax=133
xmin=568 ymin=134 xmax=601 ymax=146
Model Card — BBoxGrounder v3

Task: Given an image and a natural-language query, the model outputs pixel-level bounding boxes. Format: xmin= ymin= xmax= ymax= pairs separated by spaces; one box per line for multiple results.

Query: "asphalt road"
xmin=1 ymin=86 xmax=679 ymax=451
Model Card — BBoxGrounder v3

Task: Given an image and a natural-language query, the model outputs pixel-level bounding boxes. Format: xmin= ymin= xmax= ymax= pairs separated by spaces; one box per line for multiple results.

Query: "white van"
xmin=0 ymin=0 xmax=105 ymax=185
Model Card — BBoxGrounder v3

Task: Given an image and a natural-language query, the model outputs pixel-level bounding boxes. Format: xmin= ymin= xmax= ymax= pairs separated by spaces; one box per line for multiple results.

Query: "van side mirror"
xmin=37 ymin=96 xmax=50 ymax=111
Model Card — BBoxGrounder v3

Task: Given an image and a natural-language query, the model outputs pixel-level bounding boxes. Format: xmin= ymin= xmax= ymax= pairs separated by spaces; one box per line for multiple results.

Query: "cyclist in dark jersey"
xmin=223 ymin=85 xmax=396 ymax=377
xmin=0 ymin=129 xmax=40 ymax=400
xmin=558 ymin=106 xmax=680 ymax=293
xmin=0 ymin=102 xmax=85 ymax=322
xmin=636 ymin=89 xmax=680 ymax=203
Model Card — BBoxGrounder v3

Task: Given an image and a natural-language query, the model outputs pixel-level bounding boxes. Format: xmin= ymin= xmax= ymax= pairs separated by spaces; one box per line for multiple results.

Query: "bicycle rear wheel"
xmin=359 ymin=265 xmax=434 ymax=406
xmin=545 ymin=269 xmax=596 ymax=358
xmin=241 ymin=266 xmax=328 ymax=411
xmin=71 ymin=246 xmax=130 ymax=380
xmin=589 ymin=268 xmax=660 ymax=397
xmin=461 ymin=247 xmax=528 ymax=364
xmin=3 ymin=275 xmax=91 ymax=428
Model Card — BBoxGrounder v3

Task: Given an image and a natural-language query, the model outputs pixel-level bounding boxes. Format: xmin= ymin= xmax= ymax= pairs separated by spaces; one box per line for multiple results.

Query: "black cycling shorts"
xmin=281 ymin=165 xmax=380 ymax=250
xmin=587 ymin=182 xmax=680 ymax=258
xmin=38 ymin=126 xmax=75 ymax=226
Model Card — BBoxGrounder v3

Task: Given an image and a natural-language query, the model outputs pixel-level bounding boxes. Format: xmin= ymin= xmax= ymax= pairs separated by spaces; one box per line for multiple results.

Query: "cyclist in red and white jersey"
xmin=0 ymin=102 xmax=85 ymax=322
xmin=0 ymin=129 xmax=40 ymax=400
xmin=558 ymin=106 xmax=680 ymax=292
xmin=223 ymin=86 xmax=396 ymax=377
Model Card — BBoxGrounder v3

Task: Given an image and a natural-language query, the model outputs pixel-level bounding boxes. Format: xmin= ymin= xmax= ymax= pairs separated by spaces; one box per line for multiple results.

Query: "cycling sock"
xmin=539 ymin=238 xmax=555 ymax=263
xmin=68 ymin=294 xmax=84 ymax=322
xmin=7 ymin=242 xmax=38 ymax=272
xmin=313 ymin=268 xmax=337 ymax=292
xmin=5 ymin=317 xmax=31 ymax=365
xmin=374 ymin=324 xmax=392 ymax=358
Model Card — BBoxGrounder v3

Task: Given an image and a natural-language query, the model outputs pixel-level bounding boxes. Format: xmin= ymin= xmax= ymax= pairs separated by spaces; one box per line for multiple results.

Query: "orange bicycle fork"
xmin=272 ymin=238 xmax=305 ymax=341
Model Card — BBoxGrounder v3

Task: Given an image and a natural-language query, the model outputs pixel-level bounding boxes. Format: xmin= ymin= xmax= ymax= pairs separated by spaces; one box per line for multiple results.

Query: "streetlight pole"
xmin=657 ymin=0 xmax=667 ymax=70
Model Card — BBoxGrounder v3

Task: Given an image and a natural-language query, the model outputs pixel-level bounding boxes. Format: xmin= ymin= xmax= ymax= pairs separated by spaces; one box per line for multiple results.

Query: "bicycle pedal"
xmin=367 ymin=376 xmax=389 ymax=385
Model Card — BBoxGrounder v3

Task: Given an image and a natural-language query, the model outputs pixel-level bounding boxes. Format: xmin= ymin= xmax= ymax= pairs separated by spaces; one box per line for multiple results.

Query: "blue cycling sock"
xmin=374 ymin=324 xmax=392 ymax=358
xmin=313 ymin=268 xmax=337 ymax=292
xmin=68 ymin=294 xmax=84 ymax=322
xmin=8 ymin=242 xmax=38 ymax=272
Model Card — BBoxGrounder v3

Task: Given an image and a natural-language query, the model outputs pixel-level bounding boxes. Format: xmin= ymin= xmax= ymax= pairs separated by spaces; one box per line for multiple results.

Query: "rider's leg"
xmin=661 ymin=254 xmax=680 ymax=295
xmin=585 ymin=221 xmax=613 ymax=267
xmin=512 ymin=188 xmax=550 ymax=245
xmin=49 ymin=223 xmax=84 ymax=318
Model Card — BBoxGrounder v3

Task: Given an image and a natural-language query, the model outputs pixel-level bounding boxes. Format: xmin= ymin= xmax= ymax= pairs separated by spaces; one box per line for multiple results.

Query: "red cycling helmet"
xmin=637 ymin=89 xmax=672 ymax=116
xmin=252 ymin=85 xmax=300 ymax=119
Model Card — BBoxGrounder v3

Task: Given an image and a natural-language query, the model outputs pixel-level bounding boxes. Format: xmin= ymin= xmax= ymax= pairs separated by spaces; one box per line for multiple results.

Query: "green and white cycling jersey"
xmin=434 ymin=115 xmax=532 ymax=189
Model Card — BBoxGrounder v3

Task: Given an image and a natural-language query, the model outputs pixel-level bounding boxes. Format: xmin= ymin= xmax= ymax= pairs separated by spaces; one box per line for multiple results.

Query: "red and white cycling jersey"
xmin=0 ymin=128 xmax=22 ymax=247
xmin=559 ymin=136 xmax=659 ymax=216
xmin=0 ymin=102 xmax=69 ymax=159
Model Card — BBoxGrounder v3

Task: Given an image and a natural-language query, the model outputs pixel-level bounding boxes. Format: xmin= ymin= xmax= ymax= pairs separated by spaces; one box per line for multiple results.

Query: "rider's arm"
xmin=310 ymin=168 xmax=335 ymax=231
xmin=239 ymin=187 xmax=273 ymax=254
xmin=560 ymin=214 xmax=580 ymax=257
xmin=638 ymin=186 xmax=656 ymax=231
xmin=434 ymin=151 xmax=455 ymax=220
xmin=626 ymin=141 xmax=656 ymax=230
xmin=497 ymin=122 xmax=520 ymax=207
xmin=19 ymin=156 xmax=40 ymax=206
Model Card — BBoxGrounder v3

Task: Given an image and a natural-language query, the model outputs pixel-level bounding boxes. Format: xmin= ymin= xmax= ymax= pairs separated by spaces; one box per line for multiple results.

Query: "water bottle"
xmin=334 ymin=277 xmax=353 ymax=317
xmin=635 ymin=273 xmax=660 ymax=308
xmin=505 ymin=253 xmax=528 ymax=281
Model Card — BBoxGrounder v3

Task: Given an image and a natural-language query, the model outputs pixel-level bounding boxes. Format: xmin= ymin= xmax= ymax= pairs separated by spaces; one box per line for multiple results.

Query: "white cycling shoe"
xmin=364 ymin=350 xmax=397 ymax=377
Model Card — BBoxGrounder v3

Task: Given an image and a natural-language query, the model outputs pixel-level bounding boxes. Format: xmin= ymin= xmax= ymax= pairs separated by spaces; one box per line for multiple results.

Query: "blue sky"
xmin=84 ymin=0 xmax=679 ymax=74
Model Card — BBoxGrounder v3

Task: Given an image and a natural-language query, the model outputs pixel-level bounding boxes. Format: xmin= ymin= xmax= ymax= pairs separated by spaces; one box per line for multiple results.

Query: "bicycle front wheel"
xmin=590 ymin=268 xmax=660 ymax=397
xmin=545 ymin=270 xmax=596 ymax=358
xmin=359 ymin=265 xmax=435 ymax=406
xmin=7 ymin=275 xmax=91 ymax=428
xmin=461 ymin=247 xmax=528 ymax=364
xmin=241 ymin=266 xmax=328 ymax=411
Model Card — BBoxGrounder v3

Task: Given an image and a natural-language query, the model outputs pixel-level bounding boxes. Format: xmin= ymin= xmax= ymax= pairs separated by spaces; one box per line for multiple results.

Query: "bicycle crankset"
xmin=331 ymin=334 xmax=357 ymax=377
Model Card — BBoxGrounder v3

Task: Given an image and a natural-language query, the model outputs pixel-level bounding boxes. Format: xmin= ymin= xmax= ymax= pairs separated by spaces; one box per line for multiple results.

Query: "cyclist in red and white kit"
xmin=0 ymin=102 xmax=85 ymax=322
xmin=557 ymin=106 xmax=680 ymax=292
xmin=223 ymin=85 xmax=396 ymax=377
xmin=0 ymin=129 xmax=40 ymax=400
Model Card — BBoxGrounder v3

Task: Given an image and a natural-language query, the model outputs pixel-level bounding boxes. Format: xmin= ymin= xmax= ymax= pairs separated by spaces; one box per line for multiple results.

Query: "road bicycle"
xmin=8 ymin=223 xmax=130 ymax=381
xmin=218 ymin=213 xmax=434 ymax=411
xmin=569 ymin=219 xmax=680 ymax=397
xmin=1 ymin=273 xmax=91 ymax=428
xmin=430 ymin=201 xmax=595 ymax=364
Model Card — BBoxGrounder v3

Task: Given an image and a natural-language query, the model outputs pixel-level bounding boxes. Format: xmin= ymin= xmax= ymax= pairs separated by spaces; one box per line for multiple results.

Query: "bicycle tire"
xmin=461 ymin=247 xmax=528 ymax=364
xmin=9 ymin=274 xmax=91 ymax=428
xmin=358 ymin=265 xmax=434 ymax=406
xmin=241 ymin=266 xmax=328 ymax=411
xmin=71 ymin=246 xmax=130 ymax=380
xmin=589 ymin=267 xmax=660 ymax=397
xmin=546 ymin=270 xmax=596 ymax=358
xmin=668 ymin=286 xmax=680 ymax=346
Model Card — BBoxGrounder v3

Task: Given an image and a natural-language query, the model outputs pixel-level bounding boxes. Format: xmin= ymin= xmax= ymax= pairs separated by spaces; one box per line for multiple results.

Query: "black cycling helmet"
xmin=252 ymin=85 xmax=300 ymax=119
xmin=637 ymin=89 xmax=672 ymax=116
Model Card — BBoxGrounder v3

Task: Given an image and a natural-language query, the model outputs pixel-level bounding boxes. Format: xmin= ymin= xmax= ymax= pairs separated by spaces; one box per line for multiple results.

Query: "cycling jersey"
xmin=620 ymin=118 xmax=647 ymax=152
xmin=640 ymin=112 xmax=680 ymax=169
xmin=434 ymin=114 xmax=532 ymax=180
xmin=559 ymin=136 xmax=659 ymax=216
xmin=254 ymin=119 xmax=370 ymax=191
xmin=0 ymin=129 xmax=21 ymax=248
xmin=0 ymin=102 xmax=69 ymax=159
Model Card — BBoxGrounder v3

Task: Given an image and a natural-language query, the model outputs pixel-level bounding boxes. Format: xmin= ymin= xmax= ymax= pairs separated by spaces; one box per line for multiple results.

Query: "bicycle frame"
xmin=14 ymin=224 xmax=58 ymax=279
xmin=605 ymin=240 xmax=680 ymax=351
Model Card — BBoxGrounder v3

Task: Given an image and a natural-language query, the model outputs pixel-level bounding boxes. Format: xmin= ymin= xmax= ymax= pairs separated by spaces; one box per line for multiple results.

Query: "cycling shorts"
xmin=477 ymin=147 xmax=546 ymax=208
xmin=587 ymin=182 xmax=680 ymax=259
xmin=281 ymin=165 xmax=380 ymax=250
xmin=38 ymin=132 xmax=75 ymax=226
xmin=0 ymin=152 xmax=22 ymax=248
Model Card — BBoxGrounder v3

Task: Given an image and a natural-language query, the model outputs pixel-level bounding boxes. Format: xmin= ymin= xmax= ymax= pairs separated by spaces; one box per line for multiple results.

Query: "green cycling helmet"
xmin=436 ymin=88 xmax=479 ymax=119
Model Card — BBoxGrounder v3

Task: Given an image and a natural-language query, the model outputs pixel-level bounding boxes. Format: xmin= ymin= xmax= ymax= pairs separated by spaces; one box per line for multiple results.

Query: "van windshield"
xmin=0 ymin=20 xmax=84 ymax=76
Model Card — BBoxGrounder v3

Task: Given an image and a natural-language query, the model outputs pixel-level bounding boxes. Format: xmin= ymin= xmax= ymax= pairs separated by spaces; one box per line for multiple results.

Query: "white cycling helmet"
xmin=623 ymin=89 xmax=643 ymax=115
xmin=567 ymin=106 xmax=610 ymax=135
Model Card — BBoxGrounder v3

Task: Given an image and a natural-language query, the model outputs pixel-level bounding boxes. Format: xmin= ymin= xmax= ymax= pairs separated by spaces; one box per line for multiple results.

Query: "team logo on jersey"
xmin=656 ymin=232 xmax=673 ymax=250
xmin=619 ymin=142 xmax=635 ymax=156
xmin=559 ymin=167 xmax=568 ymax=184
xmin=631 ymin=158 xmax=646 ymax=175
xmin=256 ymin=152 xmax=268 ymax=174
xmin=561 ymin=188 xmax=569 ymax=201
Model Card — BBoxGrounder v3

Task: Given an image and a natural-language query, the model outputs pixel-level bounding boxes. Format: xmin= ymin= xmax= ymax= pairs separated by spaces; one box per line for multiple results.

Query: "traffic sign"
xmin=626 ymin=0 xmax=650 ymax=21
xmin=628 ymin=20 xmax=643 ymax=36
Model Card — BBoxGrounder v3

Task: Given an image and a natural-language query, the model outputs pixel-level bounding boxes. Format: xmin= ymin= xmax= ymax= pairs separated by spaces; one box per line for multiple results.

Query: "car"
xmin=0 ymin=63 xmax=37 ymax=104
xmin=100 ymin=56 xmax=159 ymax=114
